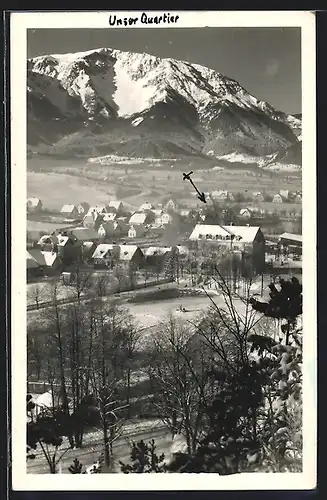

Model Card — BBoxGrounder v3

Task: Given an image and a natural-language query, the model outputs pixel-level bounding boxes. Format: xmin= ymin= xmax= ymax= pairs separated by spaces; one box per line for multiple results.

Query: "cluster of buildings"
xmin=26 ymin=217 xmax=268 ymax=281
xmin=189 ymin=190 xmax=302 ymax=204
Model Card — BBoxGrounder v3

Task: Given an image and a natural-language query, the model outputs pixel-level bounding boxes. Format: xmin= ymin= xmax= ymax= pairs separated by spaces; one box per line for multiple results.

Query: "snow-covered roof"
xmin=60 ymin=204 xmax=77 ymax=213
xmin=279 ymin=232 xmax=302 ymax=244
xmin=34 ymin=391 xmax=53 ymax=409
xmin=27 ymin=251 xmax=40 ymax=269
xmin=139 ymin=202 xmax=154 ymax=211
xmin=57 ymin=235 xmax=70 ymax=246
xmin=189 ymin=224 xmax=260 ymax=243
xmin=87 ymin=205 xmax=107 ymax=215
xmin=27 ymin=249 xmax=59 ymax=267
xmin=38 ymin=234 xmax=58 ymax=245
xmin=27 ymin=197 xmax=41 ymax=207
xmin=92 ymin=244 xmax=115 ymax=259
xmin=119 ymin=245 xmax=141 ymax=261
xmin=145 ymin=246 xmax=172 ymax=257
xmin=108 ymin=200 xmax=123 ymax=210
xmin=129 ymin=212 xmax=147 ymax=225
xmin=102 ymin=212 xmax=117 ymax=222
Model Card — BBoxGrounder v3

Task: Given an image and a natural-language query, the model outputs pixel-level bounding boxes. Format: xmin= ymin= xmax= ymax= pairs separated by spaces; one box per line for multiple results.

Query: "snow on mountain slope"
xmin=27 ymin=47 xmax=302 ymax=162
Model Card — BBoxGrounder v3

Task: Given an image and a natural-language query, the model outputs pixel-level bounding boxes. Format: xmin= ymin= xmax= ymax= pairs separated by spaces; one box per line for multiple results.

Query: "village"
xmin=26 ymin=187 xmax=302 ymax=301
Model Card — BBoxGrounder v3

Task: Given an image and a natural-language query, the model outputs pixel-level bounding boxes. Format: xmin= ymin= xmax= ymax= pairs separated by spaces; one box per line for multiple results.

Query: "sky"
xmin=27 ymin=27 xmax=301 ymax=115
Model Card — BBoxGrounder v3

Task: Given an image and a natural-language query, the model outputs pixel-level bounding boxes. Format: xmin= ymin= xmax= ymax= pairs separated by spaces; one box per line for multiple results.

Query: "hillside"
xmin=27 ymin=47 xmax=302 ymax=166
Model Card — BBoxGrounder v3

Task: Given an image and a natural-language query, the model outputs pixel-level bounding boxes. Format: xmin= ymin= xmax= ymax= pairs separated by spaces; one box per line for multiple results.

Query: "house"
xmin=27 ymin=249 xmax=61 ymax=275
xmin=70 ymin=227 xmax=99 ymax=243
xmin=113 ymin=220 xmax=130 ymax=238
xmin=139 ymin=202 xmax=154 ymax=212
xmin=26 ymin=251 xmax=42 ymax=280
xmin=92 ymin=244 xmax=120 ymax=268
xmin=98 ymin=222 xmax=116 ymax=238
xmin=279 ymin=190 xmax=290 ymax=201
xmin=293 ymin=192 xmax=302 ymax=203
xmin=189 ymin=224 xmax=265 ymax=274
xmin=83 ymin=212 xmax=104 ymax=230
xmin=57 ymin=233 xmax=81 ymax=265
xmin=37 ymin=233 xmax=59 ymax=252
xmin=210 ymin=190 xmax=234 ymax=202
xmin=152 ymin=209 xmax=163 ymax=217
xmin=279 ymin=232 xmax=302 ymax=248
xmin=108 ymin=200 xmax=125 ymax=215
xmin=128 ymin=225 xmax=146 ymax=239
xmin=86 ymin=205 xmax=108 ymax=217
xmin=60 ymin=204 xmax=79 ymax=218
xmin=155 ymin=212 xmax=173 ymax=226
xmin=144 ymin=246 xmax=173 ymax=272
xmin=102 ymin=212 xmax=117 ymax=222
xmin=82 ymin=241 xmax=97 ymax=262
xmin=92 ymin=244 xmax=144 ymax=269
xmin=129 ymin=212 xmax=149 ymax=226
xmin=119 ymin=244 xmax=145 ymax=268
xmin=273 ymin=194 xmax=283 ymax=204
xmin=252 ymin=192 xmax=264 ymax=202
xmin=180 ymin=209 xmax=191 ymax=218
xmin=27 ymin=198 xmax=43 ymax=213
xmin=239 ymin=208 xmax=253 ymax=220
xmin=77 ymin=202 xmax=90 ymax=215
xmin=163 ymin=198 xmax=178 ymax=212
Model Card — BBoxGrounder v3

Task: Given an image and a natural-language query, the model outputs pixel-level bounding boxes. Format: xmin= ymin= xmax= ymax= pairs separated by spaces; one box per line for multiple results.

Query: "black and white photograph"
xmin=11 ymin=11 xmax=316 ymax=490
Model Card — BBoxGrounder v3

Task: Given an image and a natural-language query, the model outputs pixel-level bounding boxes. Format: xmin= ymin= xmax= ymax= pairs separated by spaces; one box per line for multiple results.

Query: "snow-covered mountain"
xmin=27 ymin=47 xmax=302 ymax=163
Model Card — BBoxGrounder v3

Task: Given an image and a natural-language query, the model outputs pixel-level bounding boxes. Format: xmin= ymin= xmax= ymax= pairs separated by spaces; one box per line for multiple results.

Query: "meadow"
xmin=27 ymin=155 xmax=302 ymax=213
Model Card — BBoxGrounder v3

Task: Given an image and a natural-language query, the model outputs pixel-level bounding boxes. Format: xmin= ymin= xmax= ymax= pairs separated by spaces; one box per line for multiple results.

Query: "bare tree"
xmin=146 ymin=315 xmax=210 ymax=453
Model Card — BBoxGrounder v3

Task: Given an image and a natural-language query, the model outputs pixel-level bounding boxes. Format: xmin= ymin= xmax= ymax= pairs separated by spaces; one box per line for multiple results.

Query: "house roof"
xmin=87 ymin=205 xmax=107 ymax=215
xmin=152 ymin=209 xmax=163 ymax=216
xmin=38 ymin=234 xmax=59 ymax=245
xmin=211 ymin=190 xmax=229 ymax=197
xmin=189 ymin=224 xmax=261 ymax=243
xmin=92 ymin=244 xmax=115 ymax=259
xmin=78 ymin=202 xmax=90 ymax=210
xmin=28 ymin=249 xmax=59 ymax=267
xmin=27 ymin=251 xmax=40 ymax=269
xmin=71 ymin=228 xmax=99 ymax=241
xmin=119 ymin=245 xmax=142 ymax=261
xmin=60 ymin=204 xmax=77 ymax=213
xmin=279 ymin=232 xmax=302 ymax=244
xmin=129 ymin=225 xmax=145 ymax=235
xmin=145 ymin=246 xmax=172 ymax=257
xmin=279 ymin=190 xmax=289 ymax=198
xmin=129 ymin=212 xmax=147 ymax=225
xmin=92 ymin=244 xmax=141 ymax=261
xmin=57 ymin=235 xmax=71 ymax=246
xmin=83 ymin=241 xmax=95 ymax=249
xmin=102 ymin=212 xmax=117 ymax=222
xmin=27 ymin=197 xmax=41 ymax=207
xmin=139 ymin=202 xmax=154 ymax=211
xmin=108 ymin=200 xmax=123 ymax=210
xmin=98 ymin=222 xmax=115 ymax=235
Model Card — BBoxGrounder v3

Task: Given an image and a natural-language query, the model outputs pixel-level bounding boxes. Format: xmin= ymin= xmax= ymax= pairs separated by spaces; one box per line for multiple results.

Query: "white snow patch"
xmin=216 ymin=152 xmax=261 ymax=164
xmin=132 ymin=117 xmax=144 ymax=127
xmin=88 ymin=154 xmax=177 ymax=165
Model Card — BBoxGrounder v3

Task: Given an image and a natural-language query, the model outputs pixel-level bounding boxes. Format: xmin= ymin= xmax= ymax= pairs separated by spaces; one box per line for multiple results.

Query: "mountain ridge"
xmin=27 ymin=47 xmax=302 ymax=166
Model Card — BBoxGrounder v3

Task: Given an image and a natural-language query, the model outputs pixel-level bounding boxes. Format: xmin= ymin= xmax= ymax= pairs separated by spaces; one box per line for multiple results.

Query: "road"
xmin=27 ymin=420 xmax=173 ymax=474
